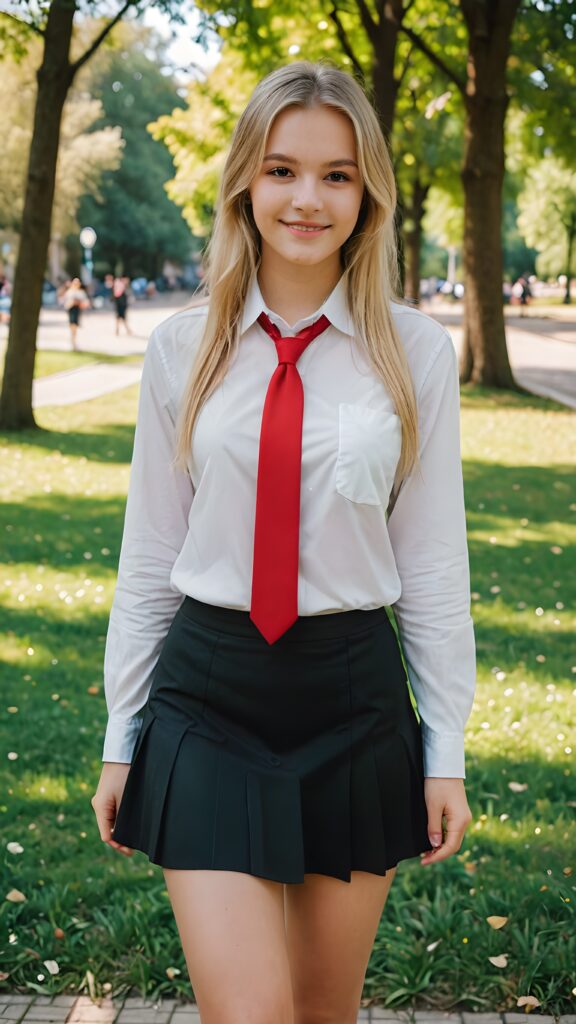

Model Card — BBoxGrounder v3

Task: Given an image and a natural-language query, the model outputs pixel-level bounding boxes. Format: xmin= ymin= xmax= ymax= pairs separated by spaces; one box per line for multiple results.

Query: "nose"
xmin=290 ymin=175 xmax=323 ymax=213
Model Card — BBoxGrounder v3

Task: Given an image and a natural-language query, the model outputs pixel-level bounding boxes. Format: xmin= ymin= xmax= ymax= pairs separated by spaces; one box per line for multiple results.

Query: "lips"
xmin=281 ymin=221 xmax=330 ymax=233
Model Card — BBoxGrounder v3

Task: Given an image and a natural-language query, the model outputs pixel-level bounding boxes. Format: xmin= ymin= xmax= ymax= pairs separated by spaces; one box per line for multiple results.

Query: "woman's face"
xmin=248 ymin=104 xmax=365 ymax=276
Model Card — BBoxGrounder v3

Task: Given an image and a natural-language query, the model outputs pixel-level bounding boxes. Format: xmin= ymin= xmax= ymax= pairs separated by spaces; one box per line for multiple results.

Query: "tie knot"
xmin=257 ymin=311 xmax=331 ymax=366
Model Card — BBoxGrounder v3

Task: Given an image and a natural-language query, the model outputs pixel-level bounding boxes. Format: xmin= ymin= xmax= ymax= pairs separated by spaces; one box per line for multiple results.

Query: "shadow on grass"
xmin=0 ymin=423 xmax=137 ymax=464
xmin=459 ymin=382 xmax=571 ymax=414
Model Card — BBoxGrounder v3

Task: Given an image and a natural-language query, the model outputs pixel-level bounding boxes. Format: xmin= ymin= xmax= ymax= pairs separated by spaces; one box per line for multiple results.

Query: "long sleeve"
xmin=102 ymin=327 xmax=195 ymax=763
xmin=387 ymin=332 xmax=476 ymax=778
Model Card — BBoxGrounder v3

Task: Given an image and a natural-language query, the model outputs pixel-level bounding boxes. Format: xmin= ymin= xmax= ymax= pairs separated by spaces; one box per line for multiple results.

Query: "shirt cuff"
xmin=102 ymin=714 xmax=143 ymax=764
xmin=421 ymin=723 xmax=466 ymax=778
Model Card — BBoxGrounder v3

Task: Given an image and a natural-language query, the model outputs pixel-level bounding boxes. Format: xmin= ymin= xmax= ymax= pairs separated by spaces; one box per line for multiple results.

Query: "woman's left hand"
xmin=420 ymin=777 xmax=473 ymax=866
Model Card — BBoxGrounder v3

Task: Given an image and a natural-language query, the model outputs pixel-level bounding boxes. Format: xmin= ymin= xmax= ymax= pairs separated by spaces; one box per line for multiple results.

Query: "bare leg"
xmin=163 ymin=868 xmax=294 ymax=1024
xmin=285 ymin=867 xmax=398 ymax=1024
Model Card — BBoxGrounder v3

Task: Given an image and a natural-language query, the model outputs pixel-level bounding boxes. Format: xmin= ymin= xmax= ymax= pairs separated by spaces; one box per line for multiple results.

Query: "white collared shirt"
xmin=102 ymin=272 xmax=476 ymax=778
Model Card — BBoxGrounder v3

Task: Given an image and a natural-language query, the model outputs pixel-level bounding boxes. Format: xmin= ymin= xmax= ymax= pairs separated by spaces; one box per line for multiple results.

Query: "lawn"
xmin=0 ymin=382 xmax=574 ymax=1013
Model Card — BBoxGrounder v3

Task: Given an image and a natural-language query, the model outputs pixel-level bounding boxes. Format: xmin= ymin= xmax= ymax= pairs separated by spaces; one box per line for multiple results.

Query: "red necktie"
xmin=250 ymin=310 xmax=331 ymax=644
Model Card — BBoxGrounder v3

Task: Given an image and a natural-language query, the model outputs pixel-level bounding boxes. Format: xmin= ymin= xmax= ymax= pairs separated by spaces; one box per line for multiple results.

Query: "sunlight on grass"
xmin=13 ymin=774 xmax=71 ymax=803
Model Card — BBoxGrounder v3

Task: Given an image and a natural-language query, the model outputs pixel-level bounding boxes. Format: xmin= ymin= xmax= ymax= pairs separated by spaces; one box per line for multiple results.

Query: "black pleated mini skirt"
xmin=111 ymin=596 xmax=434 ymax=884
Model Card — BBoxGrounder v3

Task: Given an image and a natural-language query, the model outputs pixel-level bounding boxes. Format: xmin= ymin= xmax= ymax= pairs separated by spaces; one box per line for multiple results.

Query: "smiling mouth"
xmin=281 ymin=222 xmax=330 ymax=233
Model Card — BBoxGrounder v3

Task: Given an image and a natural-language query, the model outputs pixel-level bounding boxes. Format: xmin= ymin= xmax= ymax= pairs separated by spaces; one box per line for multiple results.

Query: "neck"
xmin=257 ymin=248 xmax=342 ymax=326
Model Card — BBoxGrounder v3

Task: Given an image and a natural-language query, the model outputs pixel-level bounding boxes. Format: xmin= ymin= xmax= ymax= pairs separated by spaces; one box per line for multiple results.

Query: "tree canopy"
xmin=76 ymin=22 xmax=193 ymax=277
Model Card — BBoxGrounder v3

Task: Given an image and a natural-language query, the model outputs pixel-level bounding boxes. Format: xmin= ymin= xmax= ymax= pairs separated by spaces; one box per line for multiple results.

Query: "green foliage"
xmin=510 ymin=1 xmax=576 ymax=165
xmin=517 ymin=157 xmax=576 ymax=280
xmin=150 ymin=47 xmax=258 ymax=236
xmin=75 ymin=22 xmax=193 ymax=277
xmin=0 ymin=35 xmax=122 ymax=236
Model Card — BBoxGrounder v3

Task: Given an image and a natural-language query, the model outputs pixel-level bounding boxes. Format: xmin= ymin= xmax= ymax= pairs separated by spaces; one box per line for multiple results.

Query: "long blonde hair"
xmin=174 ymin=59 xmax=419 ymax=487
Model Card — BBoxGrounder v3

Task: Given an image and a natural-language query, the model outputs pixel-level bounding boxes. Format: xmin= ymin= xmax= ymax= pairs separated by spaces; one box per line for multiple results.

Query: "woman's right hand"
xmin=91 ymin=763 xmax=135 ymax=856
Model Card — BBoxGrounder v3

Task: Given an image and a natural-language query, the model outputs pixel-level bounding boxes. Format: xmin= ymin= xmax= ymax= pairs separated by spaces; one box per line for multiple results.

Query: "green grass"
xmin=0 ymin=383 xmax=574 ymax=1013
xmin=0 ymin=345 xmax=142 ymax=386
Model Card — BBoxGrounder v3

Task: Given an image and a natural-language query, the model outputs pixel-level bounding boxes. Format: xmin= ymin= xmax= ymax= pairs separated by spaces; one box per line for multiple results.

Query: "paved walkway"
xmin=32 ymin=363 xmax=143 ymax=407
xmin=0 ymin=996 xmax=573 ymax=1023
xmin=14 ymin=299 xmax=575 ymax=411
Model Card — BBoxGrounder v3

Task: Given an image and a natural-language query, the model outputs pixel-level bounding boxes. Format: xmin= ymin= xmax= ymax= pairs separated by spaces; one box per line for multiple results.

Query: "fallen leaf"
xmin=508 ymin=781 xmax=528 ymax=793
xmin=486 ymin=915 xmax=509 ymax=929
xmin=488 ymin=954 xmax=509 ymax=968
xmin=517 ymin=996 xmax=541 ymax=1010
xmin=426 ymin=940 xmax=442 ymax=952
xmin=6 ymin=889 xmax=26 ymax=903
xmin=43 ymin=960 xmax=59 ymax=975
xmin=85 ymin=969 xmax=96 ymax=1003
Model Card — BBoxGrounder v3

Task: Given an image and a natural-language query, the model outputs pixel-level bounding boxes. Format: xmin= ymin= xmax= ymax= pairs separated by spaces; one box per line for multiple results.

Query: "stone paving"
xmin=0 ymin=997 xmax=574 ymax=1023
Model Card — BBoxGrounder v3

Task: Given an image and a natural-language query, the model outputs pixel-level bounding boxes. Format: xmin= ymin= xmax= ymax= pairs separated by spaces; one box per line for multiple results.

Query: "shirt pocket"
xmin=335 ymin=402 xmax=402 ymax=507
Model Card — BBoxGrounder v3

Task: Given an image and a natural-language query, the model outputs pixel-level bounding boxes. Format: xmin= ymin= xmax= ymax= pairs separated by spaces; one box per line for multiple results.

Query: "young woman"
xmin=92 ymin=60 xmax=476 ymax=1024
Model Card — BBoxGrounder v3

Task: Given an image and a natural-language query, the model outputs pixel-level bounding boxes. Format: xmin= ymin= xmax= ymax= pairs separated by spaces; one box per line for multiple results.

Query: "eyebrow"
xmin=263 ymin=153 xmax=358 ymax=169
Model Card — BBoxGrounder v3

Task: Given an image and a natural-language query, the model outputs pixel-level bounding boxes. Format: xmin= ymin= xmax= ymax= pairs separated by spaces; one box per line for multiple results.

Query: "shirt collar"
xmin=240 ymin=271 xmax=355 ymax=338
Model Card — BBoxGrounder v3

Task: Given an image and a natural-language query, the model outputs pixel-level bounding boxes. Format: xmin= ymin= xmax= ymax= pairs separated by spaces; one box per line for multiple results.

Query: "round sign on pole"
xmin=79 ymin=226 xmax=97 ymax=249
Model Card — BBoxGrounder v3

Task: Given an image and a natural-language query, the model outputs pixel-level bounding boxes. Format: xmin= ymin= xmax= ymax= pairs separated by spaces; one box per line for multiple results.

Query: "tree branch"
xmin=399 ymin=22 xmax=466 ymax=95
xmin=353 ymin=0 xmax=380 ymax=47
xmin=70 ymin=0 xmax=137 ymax=75
xmin=329 ymin=6 xmax=366 ymax=83
xmin=0 ymin=10 xmax=44 ymax=37
xmin=396 ymin=42 xmax=415 ymax=89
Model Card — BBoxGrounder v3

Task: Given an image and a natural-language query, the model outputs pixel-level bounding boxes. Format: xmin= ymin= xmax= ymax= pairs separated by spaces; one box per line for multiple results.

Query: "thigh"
xmin=163 ymin=868 xmax=294 ymax=1024
xmin=284 ymin=867 xmax=397 ymax=1024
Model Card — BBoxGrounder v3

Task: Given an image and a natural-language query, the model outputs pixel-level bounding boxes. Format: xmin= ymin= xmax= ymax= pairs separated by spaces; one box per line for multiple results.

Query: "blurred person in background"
xmin=62 ymin=277 xmax=89 ymax=350
xmin=113 ymin=275 xmax=133 ymax=336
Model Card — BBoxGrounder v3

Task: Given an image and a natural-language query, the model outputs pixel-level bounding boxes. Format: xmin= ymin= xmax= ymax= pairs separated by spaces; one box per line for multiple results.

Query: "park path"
xmin=21 ymin=298 xmax=576 ymax=410
xmin=0 ymin=994 xmax=573 ymax=1023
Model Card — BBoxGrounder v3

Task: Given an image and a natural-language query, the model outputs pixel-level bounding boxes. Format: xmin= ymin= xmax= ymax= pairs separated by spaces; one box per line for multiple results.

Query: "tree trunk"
xmin=459 ymin=0 xmax=519 ymax=387
xmin=0 ymin=0 xmax=75 ymax=430
xmin=371 ymin=35 xmax=399 ymax=144
xmin=460 ymin=94 xmax=515 ymax=384
xmin=403 ymin=178 xmax=429 ymax=304
xmin=369 ymin=21 xmax=407 ymax=293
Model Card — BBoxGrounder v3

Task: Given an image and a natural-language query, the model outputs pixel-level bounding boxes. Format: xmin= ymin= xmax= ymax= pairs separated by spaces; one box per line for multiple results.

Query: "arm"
xmin=387 ymin=332 xmax=476 ymax=779
xmin=102 ymin=326 xmax=194 ymax=763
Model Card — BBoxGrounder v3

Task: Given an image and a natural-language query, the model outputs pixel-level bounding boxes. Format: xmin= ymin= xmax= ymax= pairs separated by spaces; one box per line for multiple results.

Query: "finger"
xmin=107 ymin=840 xmax=135 ymax=856
xmin=420 ymin=828 xmax=467 ymax=865
xmin=92 ymin=803 xmax=115 ymax=843
xmin=109 ymin=824 xmax=134 ymax=856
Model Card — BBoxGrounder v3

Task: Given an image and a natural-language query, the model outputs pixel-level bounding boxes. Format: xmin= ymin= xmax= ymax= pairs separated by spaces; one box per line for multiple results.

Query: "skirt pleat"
xmin=111 ymin=596 xmax=435 ymax=883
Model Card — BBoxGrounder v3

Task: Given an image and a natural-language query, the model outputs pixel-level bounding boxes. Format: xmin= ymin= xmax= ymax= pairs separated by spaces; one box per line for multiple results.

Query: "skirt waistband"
xmin=179 ymin=595 xmax=391 ymax=642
